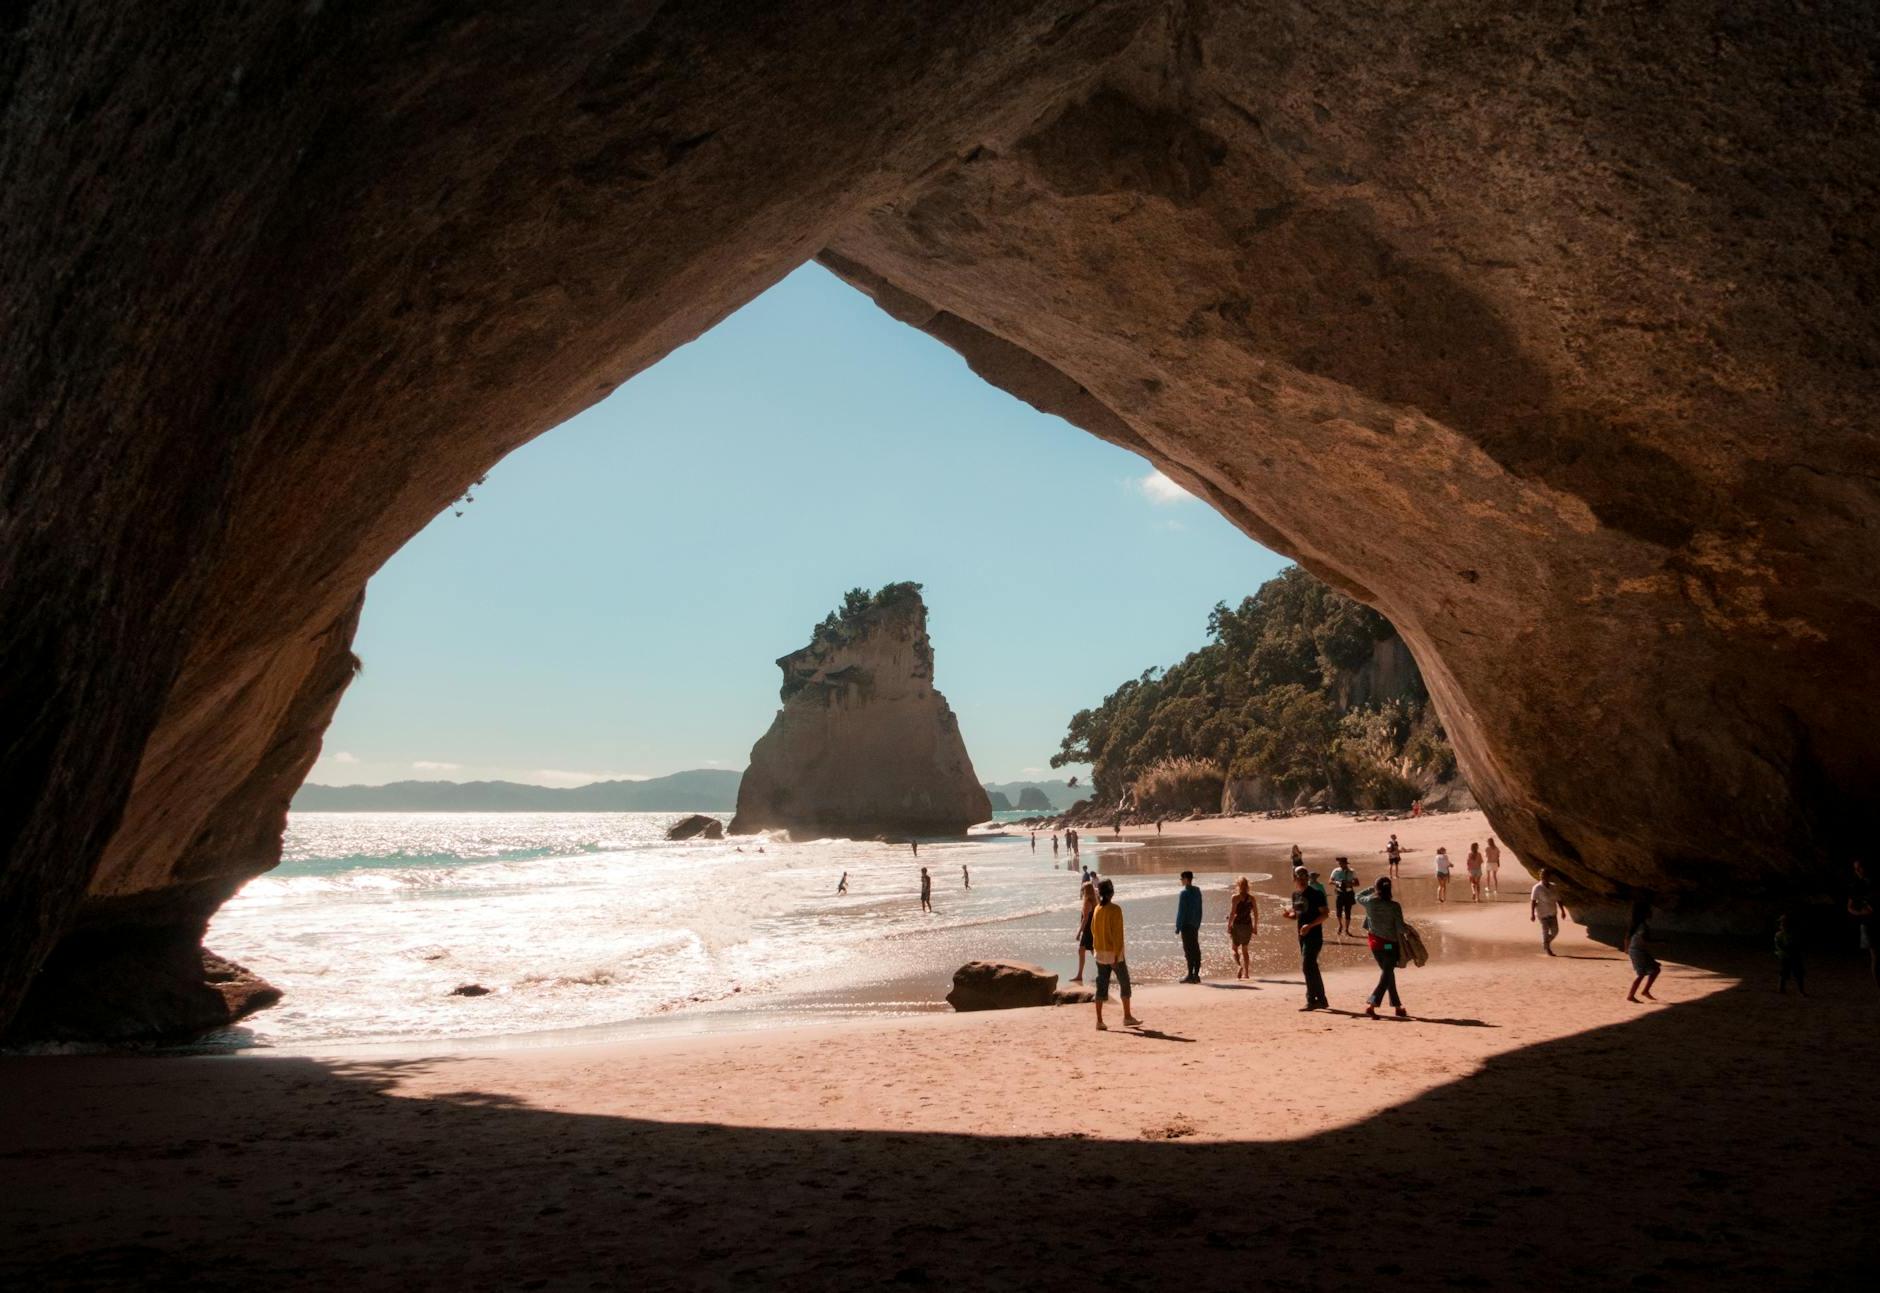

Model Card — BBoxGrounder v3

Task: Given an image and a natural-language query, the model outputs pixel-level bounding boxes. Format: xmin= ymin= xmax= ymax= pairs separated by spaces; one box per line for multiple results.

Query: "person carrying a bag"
xmin=1356 ymin=877 xmax=1411 ymax=1019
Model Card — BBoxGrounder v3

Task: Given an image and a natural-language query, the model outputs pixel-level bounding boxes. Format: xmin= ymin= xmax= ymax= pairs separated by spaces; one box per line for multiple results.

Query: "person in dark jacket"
xmin=1281 ymin=865 xmax=1331 ymax=1009
xmin=1175 ymin=870 xmax=1204 ymax=983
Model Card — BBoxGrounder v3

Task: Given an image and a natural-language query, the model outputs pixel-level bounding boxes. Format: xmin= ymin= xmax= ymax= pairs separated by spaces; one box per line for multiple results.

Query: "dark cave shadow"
xmin=3 ymin=947 xmax=1877 ymax=1292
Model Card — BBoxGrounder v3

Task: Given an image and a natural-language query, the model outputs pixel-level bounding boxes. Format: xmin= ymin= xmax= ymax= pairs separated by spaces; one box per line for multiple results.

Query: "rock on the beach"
xmin=4 ymin=932 xmax=282 ymax=1045
xmin=946 ymin=960 xmax=1060 ymax=1012
xmin=666 ymin=814 xmax=726 ymax=841
xmin=450 ymin=984 xmax=491 ymax=998
xmin=730 ymin=586 xmax=990 ymax=838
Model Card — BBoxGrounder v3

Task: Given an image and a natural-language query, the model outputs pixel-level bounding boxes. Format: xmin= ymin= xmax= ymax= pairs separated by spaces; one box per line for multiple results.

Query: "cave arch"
xmin=3 ymin=2 xmax=1877 ymax=1036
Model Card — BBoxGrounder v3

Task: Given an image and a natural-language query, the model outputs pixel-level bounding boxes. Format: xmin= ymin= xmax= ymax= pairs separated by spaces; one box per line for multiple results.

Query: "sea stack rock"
xmin=730 ymin=583 xmax=990 ymax=838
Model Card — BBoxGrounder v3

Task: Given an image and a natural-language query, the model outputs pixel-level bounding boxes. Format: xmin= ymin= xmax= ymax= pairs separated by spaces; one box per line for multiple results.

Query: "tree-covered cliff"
xmin=1052 ymin=568 xmax=1457 ymax=812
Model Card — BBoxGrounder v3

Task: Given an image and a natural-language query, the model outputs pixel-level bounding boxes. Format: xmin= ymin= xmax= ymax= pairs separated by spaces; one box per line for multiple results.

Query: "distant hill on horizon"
xmin=980 ymin=779 xmax=1084 ymax=812
xmin=292 ymin=768 xmax=742 ymax=812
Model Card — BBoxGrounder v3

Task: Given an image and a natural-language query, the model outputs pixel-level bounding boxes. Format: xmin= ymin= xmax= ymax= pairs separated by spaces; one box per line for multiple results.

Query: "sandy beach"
xmin=4 ymin=812 xmax=1876 ymax=1290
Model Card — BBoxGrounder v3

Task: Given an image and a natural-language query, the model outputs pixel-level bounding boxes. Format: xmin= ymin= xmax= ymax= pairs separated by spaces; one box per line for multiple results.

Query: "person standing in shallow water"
xmin=1434 ymin=847 xmax=1453 ymax=902
xmin=919 ymin=866 xmax=932 ymax=913
xmin=961 ymin=863 xmax=970 ymax=889
xmin=1226 ymin=876 xmax=1259 ymax=979
xmin=1282 ymin=865 xmax=1331 ymax=1010
xmin=1357 ymin=876 xmax=1410 ymax=1019
xmin=1052 ymin=833 xmax=1060 ymax=858
xmin=1625 ymin=898 xmax=1661 ymax=1002
xmin=1072 ymin=874 xmax=1098 ymax=984
xmin=1329 ymin=856 xmax=1358 ymax=937
xmin=1466 ymin=842 xmax=1484 ymax=902
xmin=1089 ymin=878 xmax=1141 ymax=1030
xmin=1530 ymin=868 xmax=1565 ymax=955
xmin=1175 ymin=870 xmax=1204 ymax=983
xmin=910 ymin=839 xmax=919 ymax=858
xmin=1386 ymin=834 xmax=1401 ymax=879
xmin=836 ymin=871 xmax=848 ymax=896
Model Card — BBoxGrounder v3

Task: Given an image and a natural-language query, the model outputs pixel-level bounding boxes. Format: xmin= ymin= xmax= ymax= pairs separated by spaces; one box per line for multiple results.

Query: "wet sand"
xmin=4 ymin=894 xmax=1876 ymax=1290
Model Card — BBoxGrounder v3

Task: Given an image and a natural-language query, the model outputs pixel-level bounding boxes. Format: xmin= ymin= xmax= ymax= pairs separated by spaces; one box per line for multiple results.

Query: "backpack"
xmin=1398 ymin=922 xmax=1429 ymax=968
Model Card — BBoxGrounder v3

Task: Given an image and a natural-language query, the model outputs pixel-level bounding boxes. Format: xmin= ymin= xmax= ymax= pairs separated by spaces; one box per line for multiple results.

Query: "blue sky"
xmin=312 ymin=263 xmax=1286 ymax=787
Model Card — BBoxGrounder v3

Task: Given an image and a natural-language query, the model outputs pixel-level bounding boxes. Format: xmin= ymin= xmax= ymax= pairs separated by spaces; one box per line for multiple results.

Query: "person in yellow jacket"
xmin=1089 ymin=878 xmax=1143 ymax=1031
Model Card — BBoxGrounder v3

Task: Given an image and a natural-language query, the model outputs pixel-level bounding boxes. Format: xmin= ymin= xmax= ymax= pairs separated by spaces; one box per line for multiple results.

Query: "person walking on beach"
xmin=1356 ymin=876 xmax=1410 ymax=1019
xmin=1466 ymin=842 xmax=1484 ymax=902
xmin=1282 ymin=865 xmax=1331 ymax=1010
xmin=1030 ymin=832 xmax=1037 ymax=853
xmin=1329 ymin=856 xmax=1358 ymax=937
xmin=919 ymin=866 xmax=932 ymax=913
xmin=1850 ymin=859 xmax=1876 ymax=988
xmin=836 ymin=871 xmax=848 ymax=896
xmin=1072 ymin=874 xmax=1099 ymax=983
xmin=1227 ymin=876 xmax=1259 ymax=979
xmin=1434 ymin=847 xmax=1453 ymax=902
xmin=1176 ymin=870 xmax=1204 ymax=983
xmin=1090 ymin=878 xmax=1141 ymax=1030
xmin=1774 ymin=913 xmax=1806 ymax=996
xmin=1625 ymin=898 xmax=1661 ymax=1002
xmin=1484 ymin=837 xmax=1502 ymax=895
xmin=1052 ymin=833 xmax=1060 ymax=857
xmin=1530 ymin=868 xmax=1565 ymax=955
xmin=1386 ymin=834 xmax=1401 ymax=879
xmin=961 ymin=863 xmax=970 ymax=889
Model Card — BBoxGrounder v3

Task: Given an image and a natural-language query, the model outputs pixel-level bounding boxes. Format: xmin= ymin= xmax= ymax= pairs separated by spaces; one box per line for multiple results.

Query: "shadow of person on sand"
xmin=3 ymin=941 xmax=1876 ymax=1291
xmin=1121 ymin=1027 xmax=1196 ymax=1044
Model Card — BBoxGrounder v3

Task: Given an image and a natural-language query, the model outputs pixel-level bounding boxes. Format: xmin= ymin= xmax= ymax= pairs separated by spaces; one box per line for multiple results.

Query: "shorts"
xmin=1230 ymin=920 xmax=1253 ymax=948
xmin=1078 ymin=921 xmax=1094 ymax=951
xmin=1335 ymin=892 xmax=1355 ymax=913
xmin=1628 ymin=946 xmax=1661 ymax=976
xmin=1095 ymin=959 xmax=1131 ymax=1001
xmin=1539 ymin=915 xmax=1560 ymax=938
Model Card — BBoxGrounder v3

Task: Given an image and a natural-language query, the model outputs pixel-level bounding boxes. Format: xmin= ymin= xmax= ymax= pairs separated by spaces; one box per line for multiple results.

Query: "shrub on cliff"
xmin=1129 ymin=757 xmax=1226 ymax=814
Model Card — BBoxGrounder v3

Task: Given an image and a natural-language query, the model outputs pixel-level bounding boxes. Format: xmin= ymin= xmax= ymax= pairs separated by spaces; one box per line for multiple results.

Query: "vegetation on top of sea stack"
xmin=808 ymin=581 xmax=925 ymax=654
xmin=1052 ymin=567 xmax=1456 ymax=812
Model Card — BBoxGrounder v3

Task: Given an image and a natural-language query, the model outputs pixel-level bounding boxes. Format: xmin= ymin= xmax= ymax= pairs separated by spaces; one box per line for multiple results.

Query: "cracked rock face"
xmin=2 ymin=1 xmax=1876 ymax=1034
xmin=731 ymin=591 xmax=991 ymax=839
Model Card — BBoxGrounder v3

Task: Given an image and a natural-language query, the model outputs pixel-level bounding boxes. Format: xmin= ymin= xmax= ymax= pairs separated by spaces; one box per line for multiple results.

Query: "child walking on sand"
xmin=1089 ymin=879 xmax=1141 ymax=1030
xmin=1625 ymin=898 xmax=1661 ymax=1002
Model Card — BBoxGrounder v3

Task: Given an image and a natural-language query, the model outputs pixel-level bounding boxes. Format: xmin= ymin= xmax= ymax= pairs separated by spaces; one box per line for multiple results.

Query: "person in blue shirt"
xmin=1175 ymin=870 xmax=1205 ymax=983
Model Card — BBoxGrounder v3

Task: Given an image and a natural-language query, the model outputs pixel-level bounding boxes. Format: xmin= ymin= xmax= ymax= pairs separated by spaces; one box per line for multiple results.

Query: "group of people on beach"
xmin=1070 ymin=853 xmax=1419 ymax=1026
xmin=1431 ymin=839 xmax=1501 ymax=902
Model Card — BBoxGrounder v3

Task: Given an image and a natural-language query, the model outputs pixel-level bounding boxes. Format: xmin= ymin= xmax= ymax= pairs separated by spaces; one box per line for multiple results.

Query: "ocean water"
xmin=206 ymin=812 xmax=1127 ymax=1050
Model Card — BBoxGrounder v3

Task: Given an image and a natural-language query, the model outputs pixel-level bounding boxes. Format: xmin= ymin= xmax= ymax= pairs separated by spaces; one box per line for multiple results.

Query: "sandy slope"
xmin=3 ymin=893 xmax=1876 ymax=1290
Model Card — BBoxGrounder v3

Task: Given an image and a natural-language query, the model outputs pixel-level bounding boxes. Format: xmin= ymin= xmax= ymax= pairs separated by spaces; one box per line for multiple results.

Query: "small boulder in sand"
xmin=450 ymin=983 xmax=491 ymax=997
xmin=666 ymin=814 xmax=725 ymax=841
xmin=945 ymin=960 xmax=1058 ymax=1012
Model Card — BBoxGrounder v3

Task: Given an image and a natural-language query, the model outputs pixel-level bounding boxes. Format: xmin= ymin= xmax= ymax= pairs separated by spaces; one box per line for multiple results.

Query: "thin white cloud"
xmin=531 ymin=768 xmax=650 ymax=787
xmin=413 ymin=760 xmax=462 ymax=772
xmin=323 ymin=751 xmax=359 ymax=765
xmin=1138 ymin=469 xmax=1194 ymax=504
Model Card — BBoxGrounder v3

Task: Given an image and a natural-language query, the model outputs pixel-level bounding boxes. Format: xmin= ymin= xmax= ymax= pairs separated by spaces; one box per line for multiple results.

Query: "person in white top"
xmin=1434 ymin=847 xmax=1453 ymax=903
xmin=1530 ymin=868 xmax=1566 ymax=954
xmin=1484 ymin=837 xmax=1502 ymax=895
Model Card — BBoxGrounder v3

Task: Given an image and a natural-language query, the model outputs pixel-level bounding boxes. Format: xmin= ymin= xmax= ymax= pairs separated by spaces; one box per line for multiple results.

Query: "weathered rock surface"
xmin=2 ymin=2 xmax=1876 ymax=1034
xmin=946 ymin=961 xmax=1060 ymax=1012
xmin=5 ymin=933 xmax=281 ymax=1046
xmin=665 ymin=814 xmax=726 ymax=842
xmin=730 ymin=586 xmax=991 ymax=838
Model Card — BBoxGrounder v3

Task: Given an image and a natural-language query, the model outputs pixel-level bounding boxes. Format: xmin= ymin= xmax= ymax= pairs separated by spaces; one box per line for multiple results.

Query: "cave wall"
xmin=2 ymin=1 xmax=1876 ymax=1033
